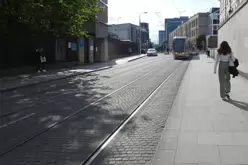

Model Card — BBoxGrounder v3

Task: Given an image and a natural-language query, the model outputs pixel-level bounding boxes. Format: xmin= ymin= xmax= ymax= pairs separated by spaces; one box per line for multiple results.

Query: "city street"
xmin=0 ymin=54 xmax=190 ymax=165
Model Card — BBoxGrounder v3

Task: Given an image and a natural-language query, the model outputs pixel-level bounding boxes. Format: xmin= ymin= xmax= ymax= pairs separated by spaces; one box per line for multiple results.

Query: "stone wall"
xmin=218 ymin=2 xmax=248 ymax=73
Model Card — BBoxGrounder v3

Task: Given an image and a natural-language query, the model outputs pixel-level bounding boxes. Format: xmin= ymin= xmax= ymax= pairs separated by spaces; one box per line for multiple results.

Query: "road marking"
xmin=0 ymin=113 xmax=36 ymax=129
xmin=81 ymin=61 xmax=184 ymax=165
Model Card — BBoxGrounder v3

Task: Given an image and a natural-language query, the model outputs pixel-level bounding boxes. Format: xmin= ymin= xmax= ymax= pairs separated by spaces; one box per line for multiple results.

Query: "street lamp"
xmin=139 ymin=12 xmax=148 ymax=54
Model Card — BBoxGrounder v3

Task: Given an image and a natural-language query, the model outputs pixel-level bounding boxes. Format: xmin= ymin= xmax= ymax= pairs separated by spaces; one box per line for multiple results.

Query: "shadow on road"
xmin=0 ymin=70 xmax=136 ymax=165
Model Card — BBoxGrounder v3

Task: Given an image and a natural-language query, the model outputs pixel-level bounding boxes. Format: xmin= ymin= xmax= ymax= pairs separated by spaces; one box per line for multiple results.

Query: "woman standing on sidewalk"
xmin=214 ymin=41 xmax=235 ymax=100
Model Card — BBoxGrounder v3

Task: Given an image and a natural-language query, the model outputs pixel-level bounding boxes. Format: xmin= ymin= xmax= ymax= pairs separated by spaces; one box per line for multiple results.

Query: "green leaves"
xmin=0 ymin=0 xmax=103 ymax=37
xmin=196 ymin=35 xmax=206 ymax=50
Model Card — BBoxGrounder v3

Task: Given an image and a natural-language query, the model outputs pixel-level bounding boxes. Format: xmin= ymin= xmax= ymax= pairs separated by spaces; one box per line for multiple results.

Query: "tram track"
xmin=81 ymin=61 xmax=186 ymax=165
xmin=0 ymin=56 xmax=166 ymax=120
xmin=0 ymin=57 xmax=180 ymax=157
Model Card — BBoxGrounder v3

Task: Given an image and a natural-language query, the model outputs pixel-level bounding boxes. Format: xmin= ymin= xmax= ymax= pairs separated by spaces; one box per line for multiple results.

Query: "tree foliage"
xmin=196 ymin=34 xmax=206 ymax=50
xmin=0 ymin=0 xmax=103 ymax=37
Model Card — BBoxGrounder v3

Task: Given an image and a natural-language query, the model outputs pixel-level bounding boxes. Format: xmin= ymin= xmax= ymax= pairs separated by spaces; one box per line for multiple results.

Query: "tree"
xmin=196 ymin=35 xmax=206 ymax=50
xmin=0 ymin=0 xmax=103 ymax=37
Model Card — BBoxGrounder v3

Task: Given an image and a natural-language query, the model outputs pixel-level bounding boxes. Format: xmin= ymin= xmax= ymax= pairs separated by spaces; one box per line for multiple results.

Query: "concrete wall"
xmin=97 ymin=0 xmax=108 ymax=24
xmin=218 ymin=2 xmax=248 ymax=73
xmin=108 ymin=38 xmax=138 ymax=60
xmin=96 ymin=22 xmax=108 ymax=38
xmin=131 ymin=25 xmax=139 ymax=43
xmin=96 ymin=0 xmax=108 ymax=38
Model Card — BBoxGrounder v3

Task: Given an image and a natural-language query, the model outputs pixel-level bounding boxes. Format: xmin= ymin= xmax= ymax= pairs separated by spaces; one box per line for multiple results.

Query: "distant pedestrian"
xmin=206 ymin=49 xmax=210 ymax=58
xmin=36 ymin=48 xmax=47 ymax=73
xmin=128 ymin=48 xmax=132 ymax=56
xmin=167 ymin=48 xmax=169 ymax=54
xmin=214 ymin=41 xmax=236 ymax=100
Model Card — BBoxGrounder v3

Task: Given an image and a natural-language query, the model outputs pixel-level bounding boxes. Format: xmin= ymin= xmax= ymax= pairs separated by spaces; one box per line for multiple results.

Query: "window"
xmin=213 ymin=19 xmax=219 ymax=24
xmin=213 ymin=25 xmax=219 ymax=30
xmin=213 ymin=30 xmax=218 ymax=35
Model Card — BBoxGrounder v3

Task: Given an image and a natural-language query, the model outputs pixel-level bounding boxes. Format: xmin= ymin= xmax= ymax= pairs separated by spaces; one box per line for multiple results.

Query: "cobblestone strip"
xmin=1 ymin=56 xmax=164 ymax=117
xmin=0 ymin=57 xmax=171 ymax=155
xmin=90 ymin=61 xmax=190 ymax=165
xmin=0 ymin=60 xmax=181 ymax=165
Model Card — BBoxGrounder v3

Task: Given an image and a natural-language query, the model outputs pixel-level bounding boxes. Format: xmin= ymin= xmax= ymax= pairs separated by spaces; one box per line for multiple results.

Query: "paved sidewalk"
xmin=152 ymin=55 xmax=248 ymax=165
xmin=0 ymin=54 xmax=146 ymax=91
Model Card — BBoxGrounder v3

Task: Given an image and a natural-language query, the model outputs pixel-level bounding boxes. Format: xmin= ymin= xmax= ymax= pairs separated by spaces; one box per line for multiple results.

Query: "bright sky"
xmin=108 ymin=0 xmax=220 ymax=43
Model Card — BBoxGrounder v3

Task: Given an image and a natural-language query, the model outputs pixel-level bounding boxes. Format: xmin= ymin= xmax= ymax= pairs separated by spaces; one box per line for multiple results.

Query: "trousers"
xmin=218 ymin=61 xmax=231 ymax=98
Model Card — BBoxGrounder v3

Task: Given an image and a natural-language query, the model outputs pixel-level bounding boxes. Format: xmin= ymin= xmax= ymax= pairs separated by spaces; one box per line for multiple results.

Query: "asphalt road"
xmin=0 ymin=54 xmax=190 ymax=165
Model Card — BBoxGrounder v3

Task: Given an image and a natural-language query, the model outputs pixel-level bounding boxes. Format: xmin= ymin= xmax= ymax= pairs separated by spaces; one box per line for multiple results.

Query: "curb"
xmin=0 ymin=55 xmax=146 ymax=92
xmin=0 ymin=66 xmax=112 ymax=92
xmin=127 ymin=55 xmax=146 ymax=62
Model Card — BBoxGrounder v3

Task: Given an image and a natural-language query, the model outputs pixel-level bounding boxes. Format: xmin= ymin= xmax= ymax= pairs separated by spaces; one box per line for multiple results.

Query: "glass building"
xmin=164 ymin=17 xmax=189 ymax=48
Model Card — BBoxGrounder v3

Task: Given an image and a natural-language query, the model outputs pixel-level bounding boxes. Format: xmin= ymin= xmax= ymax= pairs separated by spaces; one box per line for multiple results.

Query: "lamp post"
xmin=139 ymin=12 xmax=147 ymax=54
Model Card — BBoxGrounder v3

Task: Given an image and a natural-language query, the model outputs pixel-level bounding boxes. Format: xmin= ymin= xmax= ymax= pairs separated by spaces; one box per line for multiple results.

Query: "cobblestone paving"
xmin=0 ymin=56 xmax=182 ymax=165
xmin=0 ymin=56 xmax=168 ymax=154
xmin=90 ymin=61 xmax=190 ymax=165
xmin=1 ymin=57 xmax=160 ymax=117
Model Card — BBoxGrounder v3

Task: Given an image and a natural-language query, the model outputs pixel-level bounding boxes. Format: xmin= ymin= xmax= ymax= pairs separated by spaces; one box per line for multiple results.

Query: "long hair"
xmin=217 ymin=41 xmax=232 ymax=55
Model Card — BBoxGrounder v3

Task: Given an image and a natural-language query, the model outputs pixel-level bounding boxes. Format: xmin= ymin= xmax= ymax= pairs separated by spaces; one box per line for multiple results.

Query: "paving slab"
xmin=151 ymin=54 xmax=248 ymax=165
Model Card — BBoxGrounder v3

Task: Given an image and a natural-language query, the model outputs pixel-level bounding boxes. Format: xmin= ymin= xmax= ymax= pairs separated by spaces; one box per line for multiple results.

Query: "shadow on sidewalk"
xmin=239 ymin=70 xmax=248 ymax=80
xmin=226 ymin=99 xmax=248 ymax=111
xmin=191 ymin=54 xmax=200 ymax=60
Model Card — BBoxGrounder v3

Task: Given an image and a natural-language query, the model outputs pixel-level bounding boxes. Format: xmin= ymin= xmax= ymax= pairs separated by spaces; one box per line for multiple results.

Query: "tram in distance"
xmin=172 ymin=36 xmax=191 ymax=60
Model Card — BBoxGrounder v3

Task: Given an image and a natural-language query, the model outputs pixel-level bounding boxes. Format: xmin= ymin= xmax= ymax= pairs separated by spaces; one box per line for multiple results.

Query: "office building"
xmin=108 ymin=23 xmax=141 ymax=43
xmin=78 ymin=0 xmax=109 ymax=63
xmin=208 ymin=7 xmax=220 ymax=36
xmin=218 ymin=0 xmax=248 ymax=74
xmin=159 ymin=30 xmax=165 ymax=45
xmin=165 ymin=17 xmax=189 ymax=48
xmin=169 ymin=13 xmax=209 ymax=49
xmin=140 ymin=22 xmax=150 ymax=44
xmin=108 ymin=23 xmax=149 ymax=47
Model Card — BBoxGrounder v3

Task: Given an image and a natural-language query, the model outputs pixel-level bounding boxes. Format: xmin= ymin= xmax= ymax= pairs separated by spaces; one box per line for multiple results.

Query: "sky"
xmin=108 ymin=0 xmax=220 ymax=43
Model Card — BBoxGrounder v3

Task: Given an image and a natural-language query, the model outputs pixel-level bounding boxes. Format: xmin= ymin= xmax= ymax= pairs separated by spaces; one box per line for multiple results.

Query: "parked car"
xmin=147 ymin=48 xmax=158 ymax=56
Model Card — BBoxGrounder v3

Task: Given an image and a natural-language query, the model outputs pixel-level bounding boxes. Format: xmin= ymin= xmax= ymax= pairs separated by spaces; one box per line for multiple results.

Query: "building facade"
xmin=70 ymin=0 xmax=109 ymax=63
xmin=218 ymin=0 xmax=248 ymax=74
xmin=108 ymin=23 xmax=149 ymax=49
xmin=208 ymin=7 xmax=220 ymax=36
xmin=159 ymin=30 xmax=165 ymax=45
xmin=165 ymin=17 xmax=189 ymax=48
xmin=0 ymin=0 xmax=109 ymax=70
xmin=169 ymin=13 xmax=209 ymax=49
xmin=108 ymin=23 xmax=139 ymax=43
xmin=140 ymin=22 xmax=150 ymax=46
